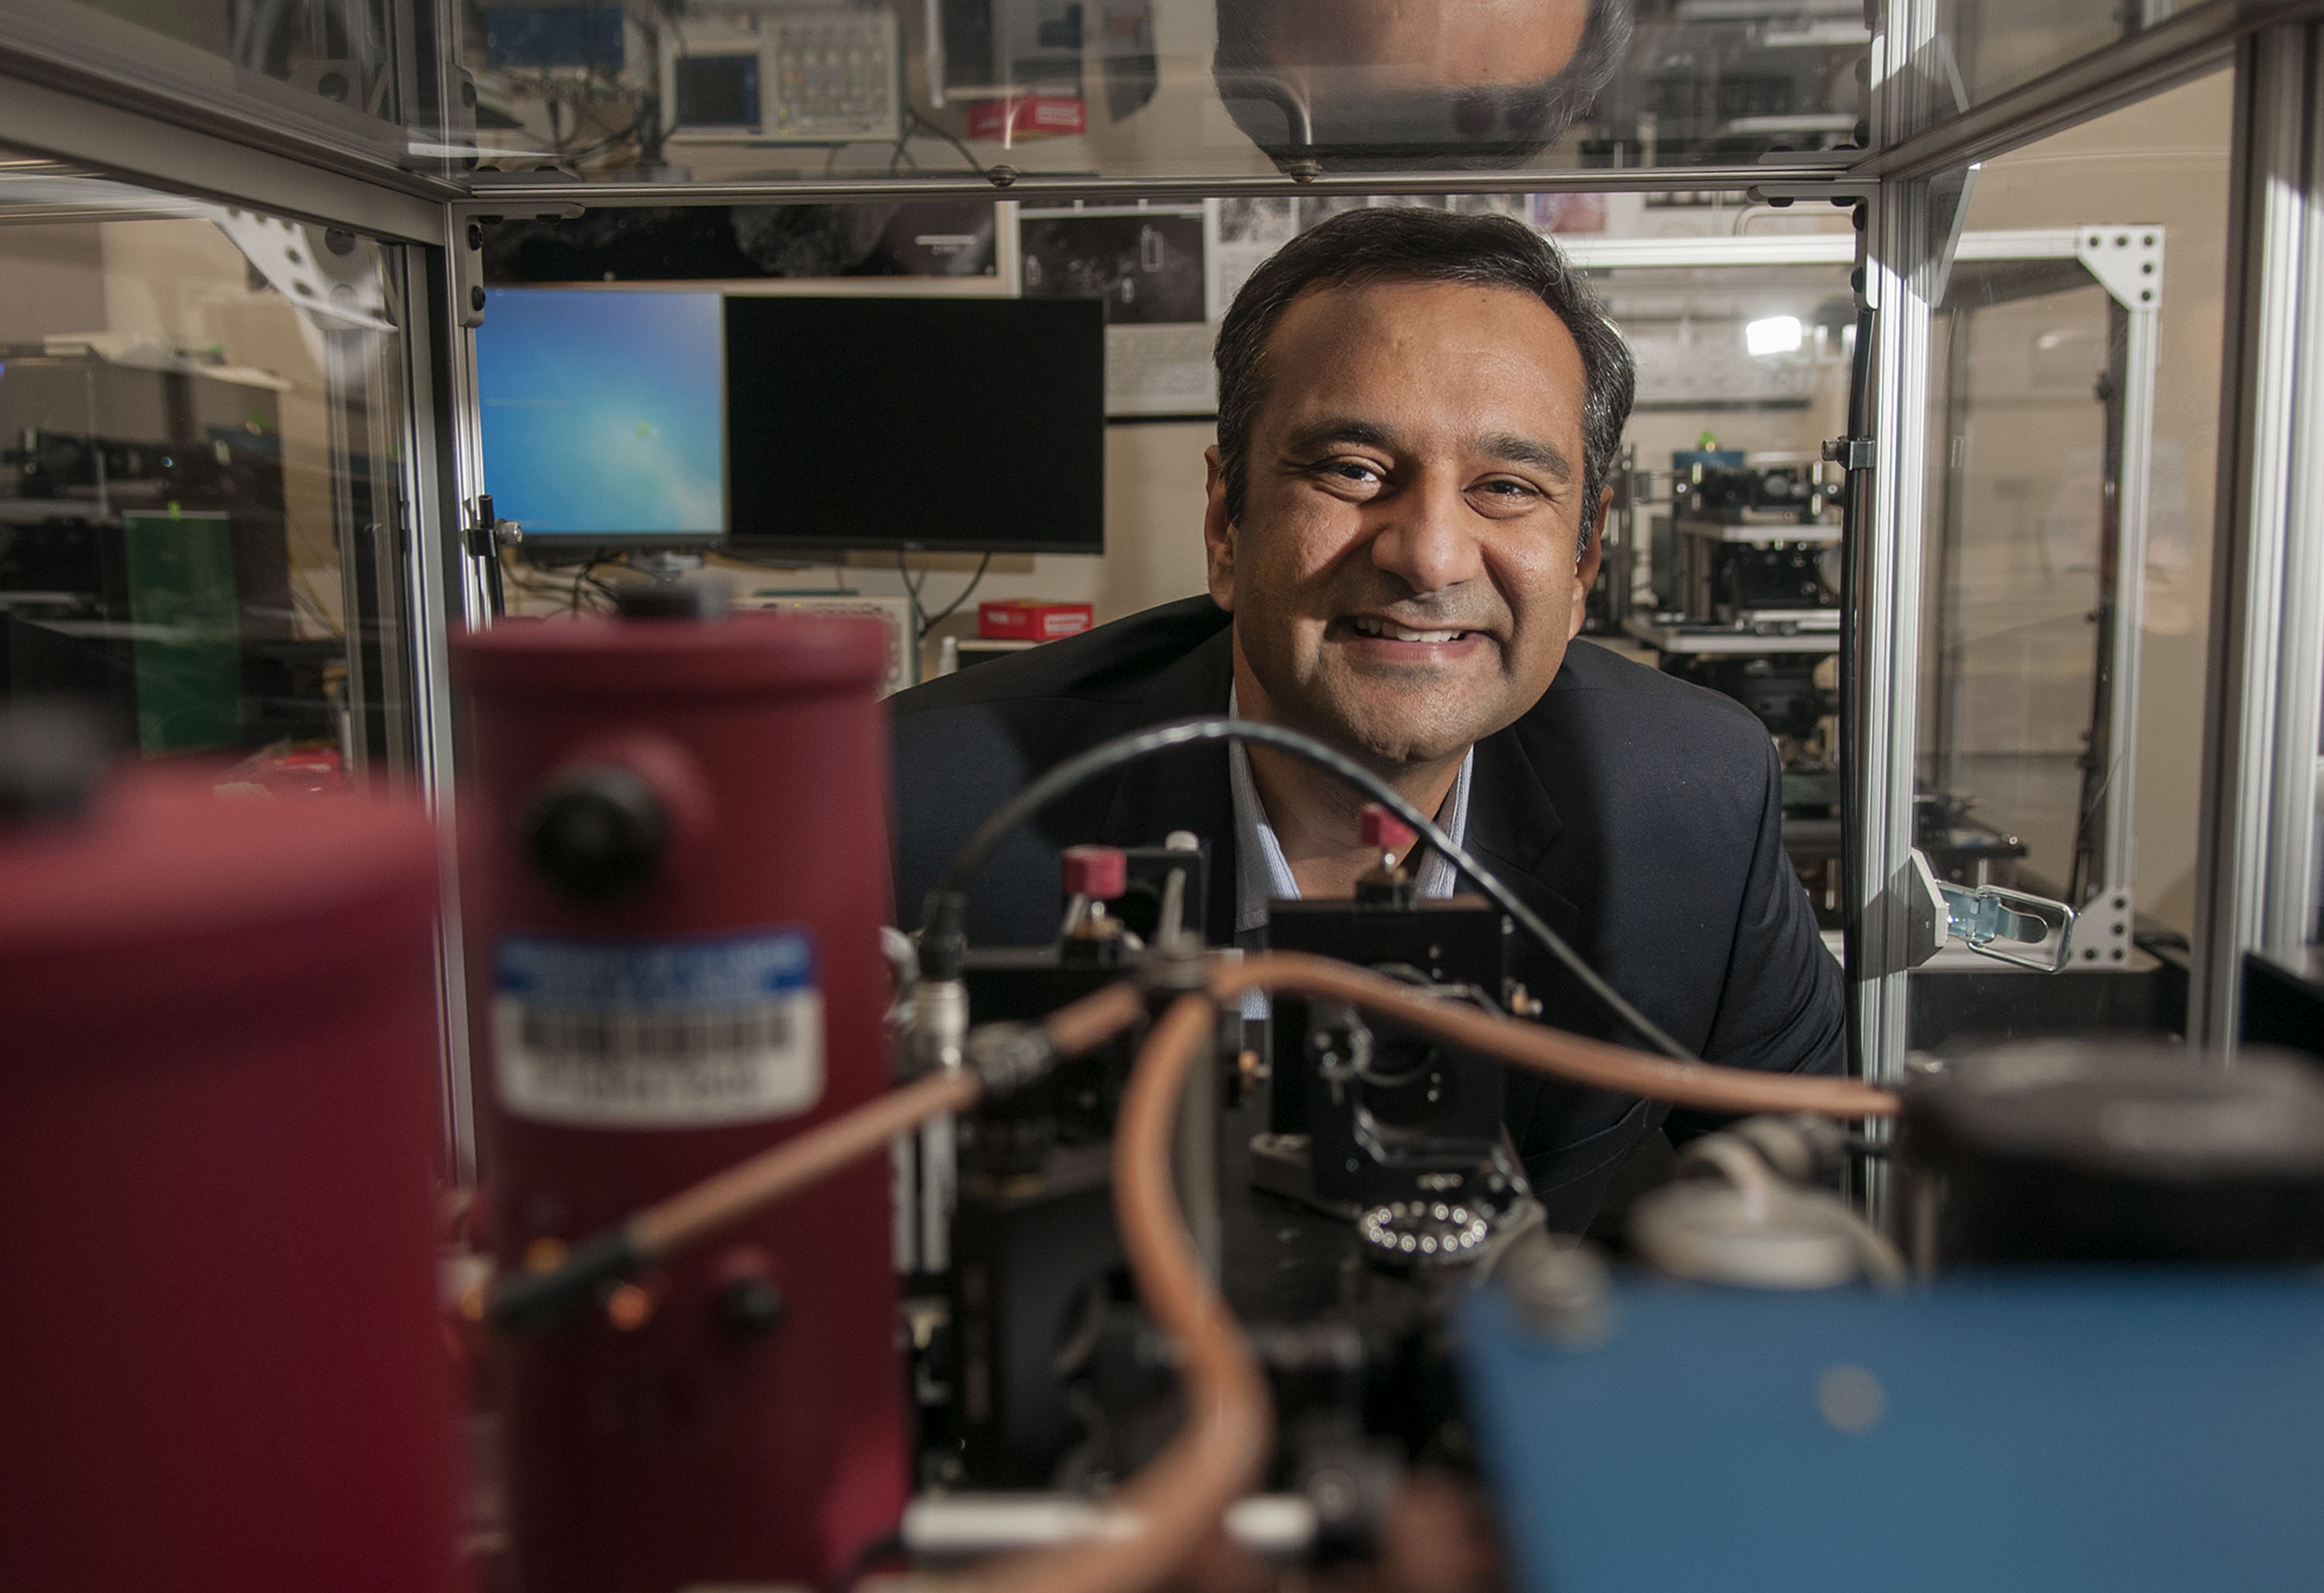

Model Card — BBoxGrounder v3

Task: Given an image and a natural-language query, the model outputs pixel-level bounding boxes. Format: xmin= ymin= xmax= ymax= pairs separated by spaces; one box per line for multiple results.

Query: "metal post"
xmin=2261 ymin=37 xmax=2324 ymax=965
xmin=2106 ymin=286 xmax=2162 ymax=934
xmin=395 ymin=239 xmax=480 ymax=1177
xmin=323 ymin=326 xmax=379 ymax=782
xmin=437 ymin=231 xmax=502 ymax=630
xmin=2061 ymin=227 xmax=2166 ymax=958
xmin=1850 ymin=175 xmax=1937 ymax=1093
xmin=2193 ymin=24 xmax=2324 ymax=1053
xmin=1848 ymin=0 xmax=1941 ymax=1101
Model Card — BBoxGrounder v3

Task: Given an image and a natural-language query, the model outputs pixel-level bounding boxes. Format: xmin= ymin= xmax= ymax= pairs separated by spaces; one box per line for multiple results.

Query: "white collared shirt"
xmin=1224 ymin=688 xmax=1476 ymax=1016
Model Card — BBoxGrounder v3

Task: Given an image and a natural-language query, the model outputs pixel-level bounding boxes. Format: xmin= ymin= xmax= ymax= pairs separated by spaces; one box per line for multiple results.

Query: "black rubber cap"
xmin=616 ymin=578 xmax=729 ymax=621
xmin=524 ymin=763 xmax=667 ymax=902
xmin=0 ymin=699 xmax=113 ymax=824
xmin=717 ymin=1277 xmax=786 ymax=1336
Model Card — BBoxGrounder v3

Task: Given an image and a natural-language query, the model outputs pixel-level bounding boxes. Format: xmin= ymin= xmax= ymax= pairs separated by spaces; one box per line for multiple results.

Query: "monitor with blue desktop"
xmin=473 ymin=287 xmax=1105 ymax=561
xmin=475 ymin=287 xmax=727 ymax=552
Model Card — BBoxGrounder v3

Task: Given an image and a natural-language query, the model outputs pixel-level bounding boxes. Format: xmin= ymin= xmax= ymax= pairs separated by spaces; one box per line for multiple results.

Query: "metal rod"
xmin=2193 ymin=23 xmax=2320 ymax=1053
xmin=1849 ymin=164 xmax=1937 ymax=1092
xmin=456 ymin=163 xmax=1820 ymax=211
xmin=2262 ymin=39 xmax=2324 ymax=963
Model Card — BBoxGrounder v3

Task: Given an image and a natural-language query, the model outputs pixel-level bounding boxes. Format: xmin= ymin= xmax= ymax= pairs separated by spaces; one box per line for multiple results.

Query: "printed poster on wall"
xmin=1019 ymin=203 xmax=1215 ymax=417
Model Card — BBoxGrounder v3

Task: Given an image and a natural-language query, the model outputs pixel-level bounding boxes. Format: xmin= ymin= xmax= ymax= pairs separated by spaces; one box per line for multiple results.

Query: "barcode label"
xmin=493 ymin=929 xmax=823 ymax=1127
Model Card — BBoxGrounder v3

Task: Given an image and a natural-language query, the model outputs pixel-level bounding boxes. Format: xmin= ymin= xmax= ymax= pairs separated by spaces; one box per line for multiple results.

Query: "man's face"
xmin=1205 ymin=278 xmax=1605 ymax=768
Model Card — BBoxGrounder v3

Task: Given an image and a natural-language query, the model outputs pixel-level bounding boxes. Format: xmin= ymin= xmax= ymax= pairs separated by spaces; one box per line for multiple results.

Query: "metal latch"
xmin=1902 ymin=850 xmax=2076 ymax=973
xmin=1822 ymin=436 xmax=1875 ymax=471
xmin=466 ymin=494 xmax=524 ymax=558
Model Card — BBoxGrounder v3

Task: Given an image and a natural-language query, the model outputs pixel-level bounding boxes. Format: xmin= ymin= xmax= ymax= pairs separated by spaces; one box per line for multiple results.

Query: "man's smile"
xmin=1329 ymin=613 xmax=1500 ymax=659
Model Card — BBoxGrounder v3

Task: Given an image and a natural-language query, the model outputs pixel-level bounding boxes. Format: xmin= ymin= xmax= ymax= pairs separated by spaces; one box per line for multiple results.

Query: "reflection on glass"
xmin=1212 ymin=0 xmax=1628 ymax=170
xmin=1903 ymin=70 xmax=2229 ymax=1052
xmin=1580 ymin=252 xmax=1857 ymax=926
xmin=29 ymin=0 xmax=459 ymax=158
xmin=0 ymin=154 xmax=415 ymax=791
xmin=1920 ymin=265 xmax=2116 ymax=903
xmin=1921 ymin=0 xmax=2162 ymax=125
xmin=453 ymin=0 xmax=1865 ymax=183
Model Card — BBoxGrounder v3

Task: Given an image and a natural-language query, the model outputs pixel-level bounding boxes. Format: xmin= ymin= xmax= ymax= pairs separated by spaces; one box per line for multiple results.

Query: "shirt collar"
xmin=1225 ymin=687 xmax=1475 ymax=938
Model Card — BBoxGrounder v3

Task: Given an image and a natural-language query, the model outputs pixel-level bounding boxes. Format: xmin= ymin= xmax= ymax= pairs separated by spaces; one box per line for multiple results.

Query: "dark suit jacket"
xmin=889 ymin=595 xmax=1845 ymax=1228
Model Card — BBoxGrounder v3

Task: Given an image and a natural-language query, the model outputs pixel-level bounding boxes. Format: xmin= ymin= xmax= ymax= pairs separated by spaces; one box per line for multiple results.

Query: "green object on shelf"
xmin=122 ymin=510 xmax=241 ymax=753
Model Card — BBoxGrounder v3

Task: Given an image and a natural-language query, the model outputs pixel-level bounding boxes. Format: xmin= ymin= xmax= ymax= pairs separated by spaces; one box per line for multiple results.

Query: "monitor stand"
xmin=627 ymin=550 xmax=705 ymax=585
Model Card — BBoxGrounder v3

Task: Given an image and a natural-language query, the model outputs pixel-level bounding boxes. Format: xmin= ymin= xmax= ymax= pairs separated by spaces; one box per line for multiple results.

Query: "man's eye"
xmin=1319 ymin=460 xmax=1384 ymax=486
xmin=1475 ymin=478 xmax=1541 ymax=500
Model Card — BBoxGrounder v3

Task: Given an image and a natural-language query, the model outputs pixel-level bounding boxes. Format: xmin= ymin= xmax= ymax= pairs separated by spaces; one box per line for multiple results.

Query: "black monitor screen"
xmin=725 ymin=297 xmax=1105 ymax=555
xmin=674 ymin=55 xmax=758 ymax=127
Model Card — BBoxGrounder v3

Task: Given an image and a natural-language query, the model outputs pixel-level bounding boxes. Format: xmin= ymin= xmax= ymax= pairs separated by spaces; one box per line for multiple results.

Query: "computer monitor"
xmin=724 ymin=296 xmax=1105 ymax=555
xmin=475 ymin=287 xmax=727 ymax=552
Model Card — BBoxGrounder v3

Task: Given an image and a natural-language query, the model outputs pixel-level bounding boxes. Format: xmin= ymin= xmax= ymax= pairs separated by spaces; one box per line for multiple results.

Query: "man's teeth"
xmin=1350 ymin=616 xmax=1467 ymax=643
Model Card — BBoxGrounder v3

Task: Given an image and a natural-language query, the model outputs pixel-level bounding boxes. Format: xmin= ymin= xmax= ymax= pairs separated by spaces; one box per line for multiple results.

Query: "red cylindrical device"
xmin=453 ymin=607 xmax=907 ymax=1592
xmin=0 ymin=764 xmax=456 ymax=1593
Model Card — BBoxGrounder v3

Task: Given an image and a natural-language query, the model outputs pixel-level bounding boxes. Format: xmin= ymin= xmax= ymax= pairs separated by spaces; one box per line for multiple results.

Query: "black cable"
xmin=921 ymin=716 xmax=1695 ymax=1061
xmin=888 ymin=107 xmax=920 ymax=176
xmin=888 ymin=106 xmax=987 ymax=177
xmin=896 ymin=548 xmax=928 ymax=632
xmin=913 ymin=107 xmax=988 ymax=174
xmin=896 ymin=551 xmax=992 ymax=634
xmin=920 ymin=552 xmax=992 ymax=630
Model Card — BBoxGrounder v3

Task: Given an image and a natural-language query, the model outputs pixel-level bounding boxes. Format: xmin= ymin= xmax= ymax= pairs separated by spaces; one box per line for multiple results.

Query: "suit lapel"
xmin=1466 ymin=726 xmax=1590 ymax=1138
xmin=1096 ymin=624 xmax=1241 ymax=946
xmin=1466 ymin=726 xmax=1563 ymax=877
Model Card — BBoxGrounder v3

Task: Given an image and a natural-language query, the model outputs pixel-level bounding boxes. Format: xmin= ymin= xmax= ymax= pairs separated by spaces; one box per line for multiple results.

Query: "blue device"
xmin=1460 ymin=1274 xmax=2324 ymax=1592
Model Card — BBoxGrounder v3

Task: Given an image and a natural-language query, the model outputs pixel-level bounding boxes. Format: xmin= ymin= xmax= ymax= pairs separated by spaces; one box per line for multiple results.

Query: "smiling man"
xmin=889 ymin=207 xmax=1843 ymax=1227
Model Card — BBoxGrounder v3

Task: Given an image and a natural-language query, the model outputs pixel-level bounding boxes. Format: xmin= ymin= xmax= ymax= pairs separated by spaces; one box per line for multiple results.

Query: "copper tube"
xmin=631 ymin=979 xmax=1148 ymax=1262
xmin=1219 ymin=951 xmax=1899 ymax=1120
xmin=964 ymin=993 xmax=1273 ymax=1593
xmin=633 ymin=1066 xmax=985 ymax=1257
xmin=1043 ymin=978 xmax=1149 ymax=1060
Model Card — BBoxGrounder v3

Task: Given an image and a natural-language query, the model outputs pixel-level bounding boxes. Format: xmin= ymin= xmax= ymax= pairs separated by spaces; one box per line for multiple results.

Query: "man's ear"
xmin=1567 ymin=486 xmax=1611 ymax=641
xmin=1203 ymin=445 xmax=1237 ymax=612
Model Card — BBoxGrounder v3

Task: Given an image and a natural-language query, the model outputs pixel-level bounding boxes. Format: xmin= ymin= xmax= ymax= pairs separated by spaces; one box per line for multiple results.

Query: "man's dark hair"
xmin=1212 ymin=204 xmax=1635 ymax=552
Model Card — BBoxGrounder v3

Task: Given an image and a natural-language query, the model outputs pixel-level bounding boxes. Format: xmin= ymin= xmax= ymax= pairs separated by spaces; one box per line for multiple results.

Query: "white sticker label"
xmin=493 ymin=929 xmax=824 ymax=1127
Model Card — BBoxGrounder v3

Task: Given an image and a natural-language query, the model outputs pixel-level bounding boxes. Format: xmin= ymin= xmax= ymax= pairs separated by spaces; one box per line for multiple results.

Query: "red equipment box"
xmin=964 ymin=95 xmax=1088 ymax=140
xmin=978 ymin=599 xmax=1094 ymax=641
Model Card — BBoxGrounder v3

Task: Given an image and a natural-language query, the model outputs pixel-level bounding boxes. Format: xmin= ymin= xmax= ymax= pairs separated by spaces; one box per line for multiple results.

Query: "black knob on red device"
xmin=523 ymin=764 xmax=666 ymax=901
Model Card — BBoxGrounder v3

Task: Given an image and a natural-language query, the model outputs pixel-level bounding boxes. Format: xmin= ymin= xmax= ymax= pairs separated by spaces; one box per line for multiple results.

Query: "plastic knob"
xmin=1061 ymin=844 xmax=1128 ymax=900
xmin=1359 ymin=804 xmax=1416 ymax=854
xmin=524 ymin=763 xmax=668 ymax=901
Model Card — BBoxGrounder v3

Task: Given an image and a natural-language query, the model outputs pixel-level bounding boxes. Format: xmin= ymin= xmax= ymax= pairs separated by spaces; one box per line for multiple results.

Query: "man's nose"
xmin=1369 ymin=475 xmax=1487 ymax=596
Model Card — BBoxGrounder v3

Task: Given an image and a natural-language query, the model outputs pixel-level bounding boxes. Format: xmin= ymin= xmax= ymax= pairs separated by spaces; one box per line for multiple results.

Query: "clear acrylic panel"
xmin=1908 ymin=67 xmax=2232 ymax=1047
xmin=448 ymin=0 xmax=1868 ymax=185
xmin=7 ymin=0 xmax=460 ymax=166
xmin=1903 ymin=0 xmax=2216 ymax=139
xmin=1919 ymin=259 xmax=2112 ymax=895
xmin=1584 ymin=249 xmax=1858 ymax=928
xmin=0 ymin=149 xmax=420 ymax=789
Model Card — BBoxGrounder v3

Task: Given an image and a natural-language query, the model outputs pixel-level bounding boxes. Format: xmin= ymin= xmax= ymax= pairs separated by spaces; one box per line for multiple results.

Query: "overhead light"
xmin=1745 ymin=314 xmax=1803 ymax=357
